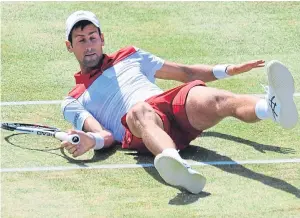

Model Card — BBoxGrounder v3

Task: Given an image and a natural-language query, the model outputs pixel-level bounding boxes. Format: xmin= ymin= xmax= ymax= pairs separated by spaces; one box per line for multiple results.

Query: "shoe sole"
xmin=267 ymin=60 xmax=298 ymax=129
xmin=154 ymin=154 xmax=206 ymax=194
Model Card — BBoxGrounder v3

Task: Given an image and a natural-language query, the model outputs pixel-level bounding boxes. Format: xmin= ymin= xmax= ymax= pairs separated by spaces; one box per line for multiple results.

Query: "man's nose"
xmin=86 ymin=47 xmax=92 ymax=52
xmin=86 ymin=39 xmax=93 ymax=47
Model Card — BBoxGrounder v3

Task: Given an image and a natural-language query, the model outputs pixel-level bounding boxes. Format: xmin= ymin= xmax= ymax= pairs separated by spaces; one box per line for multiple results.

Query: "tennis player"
xmin=61 ymin=11 xmax=298 ymax=194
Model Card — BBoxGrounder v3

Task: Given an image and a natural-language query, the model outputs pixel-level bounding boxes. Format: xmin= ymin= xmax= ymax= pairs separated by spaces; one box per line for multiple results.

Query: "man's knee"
xmin=129 ymin=102 xmax=157 ymax=124
xmin=126 ymin=102 xmax=163 ymax=137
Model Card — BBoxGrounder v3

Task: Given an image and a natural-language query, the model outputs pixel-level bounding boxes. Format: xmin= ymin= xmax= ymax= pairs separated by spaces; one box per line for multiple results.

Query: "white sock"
xmin=161 ymin=148 xmax=190 ymax=167
xmin=255 ymin=99 xmax=271 ymax=120
xmin=162 ymin=148 xmax=183 ymax=161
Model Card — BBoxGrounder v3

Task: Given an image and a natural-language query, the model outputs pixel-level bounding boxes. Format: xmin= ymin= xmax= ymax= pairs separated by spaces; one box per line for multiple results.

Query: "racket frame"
xmin=1 ymin=122 xmax=80 ymax=144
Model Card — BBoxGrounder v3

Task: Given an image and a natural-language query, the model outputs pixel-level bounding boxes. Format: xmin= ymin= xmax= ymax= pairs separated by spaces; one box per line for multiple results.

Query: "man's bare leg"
xmin=126 ymin=102 xmax=206 ymax=194
xmin=125 ymin=102 xmax=175 ymax=156
xmin=125 ymin=61 xmax=297 ymax=194
xmin=186 ymin=86 xmax=263 ymax=131
xmin=186 ymin=60 xmax=298 ymax=131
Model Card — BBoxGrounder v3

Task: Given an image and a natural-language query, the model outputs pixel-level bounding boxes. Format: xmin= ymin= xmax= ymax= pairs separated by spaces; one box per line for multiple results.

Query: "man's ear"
xmin=65 ymin=41 xmax=73 ymax=53
xmin=100 ymin=33 xmax=105 ymax=46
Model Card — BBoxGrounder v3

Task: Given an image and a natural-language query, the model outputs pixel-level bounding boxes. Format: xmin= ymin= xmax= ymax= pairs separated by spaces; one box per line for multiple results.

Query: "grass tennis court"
xmin=1 ymin=2 xmax=300 ymax=218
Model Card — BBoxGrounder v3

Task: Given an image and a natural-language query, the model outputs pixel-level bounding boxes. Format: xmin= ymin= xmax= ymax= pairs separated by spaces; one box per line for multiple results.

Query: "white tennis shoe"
xmin=266 ymin=60 xmax=298 ymax=129
xmin=154 ymin=151 xmax=206 ymax=194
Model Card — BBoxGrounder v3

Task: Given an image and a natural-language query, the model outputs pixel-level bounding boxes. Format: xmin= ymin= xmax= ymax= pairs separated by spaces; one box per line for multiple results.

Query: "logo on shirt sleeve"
xmin=73 ymin=112 xmax=80 ymax=128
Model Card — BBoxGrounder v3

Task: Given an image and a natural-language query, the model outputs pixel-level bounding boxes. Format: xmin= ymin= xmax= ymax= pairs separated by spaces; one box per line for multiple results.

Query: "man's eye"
xmin=79 ymin=39 xmax=84 ymax=43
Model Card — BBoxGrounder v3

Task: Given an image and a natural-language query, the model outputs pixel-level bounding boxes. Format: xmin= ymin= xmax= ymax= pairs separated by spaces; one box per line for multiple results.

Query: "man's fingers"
xmin=73 ymin=150 xmax=81 ymax=157
xmin=68 ymin=146 xmax=78 ymax=155
xmin=68 ymin=129 xmax=79 ymax=134
xmin=61 ymin=140 xmax=80 ymax=155
xmin=253 ymin=64 xmax=265 ymax=68
xmin=252 ymin=59 xmax=265 ymax=64
xmin=246 ymin=60 xmax=265 ymax=66
xmin=253 ymin=60 xmax=265 ymax=67
xmin=61 ymin=141 xmax=77 ymax=149
xmin=61 ymin=141 xmax=70 ymax=148
xmin=65 ymin=143 xmax=77 ymax=150
xmin=241 ymin=61 xmax=265 ymax=70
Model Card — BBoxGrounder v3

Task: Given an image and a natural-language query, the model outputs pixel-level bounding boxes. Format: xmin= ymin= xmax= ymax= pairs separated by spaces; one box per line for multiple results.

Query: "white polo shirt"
xmin=61 ymin=46 xmax=165 ymax=142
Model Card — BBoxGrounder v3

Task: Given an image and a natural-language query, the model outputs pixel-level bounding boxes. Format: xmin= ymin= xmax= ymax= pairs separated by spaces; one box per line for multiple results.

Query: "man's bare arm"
xmin=82 ymin=116 xmax=115 ymax=148
xmin=61 ymin=116 xmax=115 ymax=157
xmin=155 ymin=60 xmax=265 ymax=83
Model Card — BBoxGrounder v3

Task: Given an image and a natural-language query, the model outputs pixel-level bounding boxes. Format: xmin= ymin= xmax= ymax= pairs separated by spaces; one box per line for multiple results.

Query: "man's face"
xmin=66 ymin=24 xmax=104 ymax=69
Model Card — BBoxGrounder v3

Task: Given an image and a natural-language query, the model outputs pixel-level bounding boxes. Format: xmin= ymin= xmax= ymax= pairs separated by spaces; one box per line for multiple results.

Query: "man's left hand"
xmin=227 ymin=60 xmax=265 ymax=76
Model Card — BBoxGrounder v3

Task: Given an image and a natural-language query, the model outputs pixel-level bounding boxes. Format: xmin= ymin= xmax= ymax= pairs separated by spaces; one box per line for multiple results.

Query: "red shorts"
xmin=121 ymin=80 xmax=206 ymax=152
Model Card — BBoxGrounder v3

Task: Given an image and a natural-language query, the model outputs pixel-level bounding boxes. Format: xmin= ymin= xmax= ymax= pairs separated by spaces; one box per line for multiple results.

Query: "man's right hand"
xmin=61 ymin=130 xmax=95 ymax=157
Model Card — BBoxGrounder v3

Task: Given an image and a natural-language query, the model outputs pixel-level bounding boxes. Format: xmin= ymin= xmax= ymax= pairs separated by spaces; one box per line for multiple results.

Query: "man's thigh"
xmin=185 ymin=86 xmax=235 ymax=131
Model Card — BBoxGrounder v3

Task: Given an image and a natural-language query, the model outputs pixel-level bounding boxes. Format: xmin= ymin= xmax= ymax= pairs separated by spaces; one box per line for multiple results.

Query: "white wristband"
xmin=213 ymin=64 xmax=231 ymax=79
xmin=87 ymin=132 xmax=105 ymax=150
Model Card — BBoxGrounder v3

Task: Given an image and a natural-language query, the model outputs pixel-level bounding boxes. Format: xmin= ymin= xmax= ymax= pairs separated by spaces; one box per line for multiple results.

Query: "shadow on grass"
xmin=126 ymin=152 xmax=211 ymax=205
xmin=181 ymin=145 xmax=300 ymax=199
xmin=168 ymin=191 xmax=211 ymax=205
xmin=127 ymin=131 xmax=300 ymax=205
xmin=5 ymin=132 xmax=299 ymax=203
xmin=4 ymin=133 xmax=118 ymax=166
xmin=202 ymin=131 xmax=296 ymax=154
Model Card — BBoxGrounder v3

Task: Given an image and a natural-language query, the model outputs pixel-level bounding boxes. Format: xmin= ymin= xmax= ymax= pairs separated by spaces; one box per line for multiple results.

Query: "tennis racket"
xmin=1 ymin=122 xmax=80 ymax=144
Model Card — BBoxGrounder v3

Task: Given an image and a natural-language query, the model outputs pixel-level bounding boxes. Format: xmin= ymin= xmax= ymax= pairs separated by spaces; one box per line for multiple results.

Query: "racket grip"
xmin=55 ymin=132 xmax=80 ymax=144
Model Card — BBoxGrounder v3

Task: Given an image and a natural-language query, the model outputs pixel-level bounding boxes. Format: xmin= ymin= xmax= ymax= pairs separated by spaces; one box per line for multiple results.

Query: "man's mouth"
xmin=85 ymin=53 xmax=96 ymax=57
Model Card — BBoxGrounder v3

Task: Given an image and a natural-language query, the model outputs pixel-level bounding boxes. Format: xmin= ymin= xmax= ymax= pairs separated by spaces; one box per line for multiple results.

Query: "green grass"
xmin=1 ymin=2 xmax=300 ymax=218
xmin=1 ymin=2 xmax=300 ymax=101
xmin=1 ymin=100 xmax=300 ymax=217
xmin=1 ymin=100 xmax=300 ymax=169
xmin=1 ymin=164 xmax=300 ymax=218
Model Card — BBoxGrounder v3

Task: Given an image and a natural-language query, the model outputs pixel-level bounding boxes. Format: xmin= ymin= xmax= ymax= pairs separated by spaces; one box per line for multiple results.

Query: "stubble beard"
xmin=83 ymin=54 xmax=101 ymax=68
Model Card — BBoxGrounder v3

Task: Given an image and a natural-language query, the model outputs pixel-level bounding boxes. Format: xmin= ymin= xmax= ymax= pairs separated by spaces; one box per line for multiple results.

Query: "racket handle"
xmin=55 ymin=132 xmax=80 ymax=144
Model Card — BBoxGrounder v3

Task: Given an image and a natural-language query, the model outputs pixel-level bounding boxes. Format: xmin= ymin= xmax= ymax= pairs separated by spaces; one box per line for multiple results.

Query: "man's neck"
xmin=81 ymin=66 xmax=97 ymax=75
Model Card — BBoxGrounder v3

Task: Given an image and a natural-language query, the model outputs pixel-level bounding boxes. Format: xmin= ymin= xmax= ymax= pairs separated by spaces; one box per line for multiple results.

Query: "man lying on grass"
xmin=61 ymin=11 xmax=298 ymax=194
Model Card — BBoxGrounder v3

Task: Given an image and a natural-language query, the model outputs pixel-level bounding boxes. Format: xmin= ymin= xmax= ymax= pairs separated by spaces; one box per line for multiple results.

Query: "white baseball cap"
xmin=65 ymin=10 xmax=101 ymax=41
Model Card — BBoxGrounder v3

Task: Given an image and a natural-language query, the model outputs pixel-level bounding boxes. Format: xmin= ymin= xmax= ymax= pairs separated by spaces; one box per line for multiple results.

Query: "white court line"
xmin=1 ymin=93 xmax=300 ymax=106
xmin=0 ymin=100 xmax=63 ymax=106
xmin=1 ymin=158 xmax=300 ymax=173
